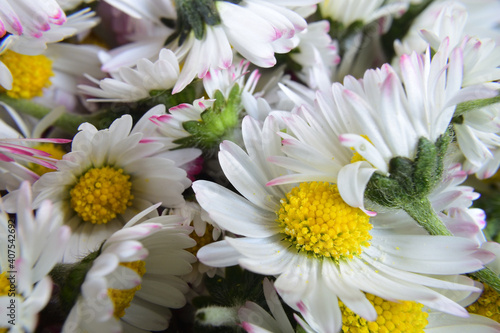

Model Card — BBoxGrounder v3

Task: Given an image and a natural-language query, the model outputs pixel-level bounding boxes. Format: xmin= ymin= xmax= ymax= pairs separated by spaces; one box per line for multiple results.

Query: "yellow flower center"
xmin=340 ymin=293 xmax=428 ymax=333
xmin=276 ymin=182 xmax=372 ymax=260
xmin=29 ymin=143 xmax=66 ymax=176
xmin=108 ymin=261 xmax=146 ymax=319
xmin=0 ymin=272 xmax=10 ymax=296
xmin=467 ymin=284 xmax=500 ymax=322
xmin=70 ymin=166 xmax=134 ymax=224
xmin=0 ymin=50 xmax=53 ymax=99
xmin=187 ymin=224 xmax=215 ymax=256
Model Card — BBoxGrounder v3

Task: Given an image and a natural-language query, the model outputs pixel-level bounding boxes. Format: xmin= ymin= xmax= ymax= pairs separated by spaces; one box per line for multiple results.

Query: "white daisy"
xmin=79 ymin=48 xmax=180 ymax=103
xmin=0 ymin=181 xmax=70 ymax=332
xmin=4 ymin=115 xmax=191 ymax=263
xmin=395 ymin=0 xmax=500 ymax=58
xmin=270 ymin=42 xmax=497 ymax=211
xmin=240 ymin=277 xmax=500 ymax=333
xmin=168 ymin=201 xmax=223 ymax=289
xmin=194 ymin=115 xmax=489 ymax=333
xmin=101 ymin=0 xmax=317 ymax=93
xmin=0 ymin=0 xmax=66 ymax=39
xmin=1 ymin=8 xmax=100 ymax=91
xmin=62 ymin=203 xmax=196 ymax=333
xmin=290 ymin=20 xmax=341 ymax=90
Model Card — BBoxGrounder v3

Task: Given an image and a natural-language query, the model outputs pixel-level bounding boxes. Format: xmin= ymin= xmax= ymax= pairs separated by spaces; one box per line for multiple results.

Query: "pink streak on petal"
xmin=240 ymin=322 xmax=254 ymax=332
xmin=266 ymin=179 xmax=285 ymax=187
xmin=11 ymin=17 xmax=23 ymax=35
xmin=0 ymin=153 xmax=14 ymax=162
xmin=297 ymin=301 xmax=306 ymax=313
xmin=169 ymin=104 xmax=191 ymax=111
xmin=338 ymin=134 xmax=352 ymax=143
xmin=139 ymin=139 xmax=156 ymax=143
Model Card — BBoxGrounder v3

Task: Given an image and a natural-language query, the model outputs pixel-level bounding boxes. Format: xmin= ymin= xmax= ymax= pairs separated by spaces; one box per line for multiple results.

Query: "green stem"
xmin=471 ymin=267 xmax=500 ymax=295
xmin=0 ymin=95 xmax=113 ymax=134
xmin=404 ymin=198 xmax=500 ymax=294
xmin=403 ymin=198 xmax=453 ymax=236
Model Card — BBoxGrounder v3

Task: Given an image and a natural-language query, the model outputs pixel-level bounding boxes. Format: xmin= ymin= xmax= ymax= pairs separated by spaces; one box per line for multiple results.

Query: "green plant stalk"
xmin=402 ymin=198 xmax=453 ymax=236
xmin=0 ymin=95 xmax=113 ymax=134
xmin=403 ymin=198 xmax=500 ymax=294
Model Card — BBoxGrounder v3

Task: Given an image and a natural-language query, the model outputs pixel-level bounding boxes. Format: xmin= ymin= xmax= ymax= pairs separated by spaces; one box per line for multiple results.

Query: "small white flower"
xmin=1 ymin=8 xmax=100 ymax=90
xmin=168 ymin=201 xmax=223 ymax=289
xmin=0 ymin=181 xmax=70 ymax=332
xmin=4 ymin=115 xmax=191 ymax=263
xmin=101 ymin=0 xmax=317 ymax=93
xmin=79 ymin=48 xmax=180 ymax=103
xmin=62 ymin=204 xmax=196 ymax=332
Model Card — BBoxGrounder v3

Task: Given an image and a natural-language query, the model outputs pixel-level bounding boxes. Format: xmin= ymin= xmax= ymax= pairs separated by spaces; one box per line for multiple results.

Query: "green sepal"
xmin=173 ymin=84 xmax=242 ymax=153
xmin=166 ymin=0 xmax=222 ymax=45
xmin=365 ymin=131 xmax=451 ymax=209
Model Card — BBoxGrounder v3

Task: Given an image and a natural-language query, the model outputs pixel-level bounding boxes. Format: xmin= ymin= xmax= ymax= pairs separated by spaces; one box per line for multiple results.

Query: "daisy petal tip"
xmin=364 ymin=209 xmax=377 ymax=217
xmin=296 ymin=301 xmax=307 ymax=313
xmin=240 ymin=322 xmax=254 ymax=332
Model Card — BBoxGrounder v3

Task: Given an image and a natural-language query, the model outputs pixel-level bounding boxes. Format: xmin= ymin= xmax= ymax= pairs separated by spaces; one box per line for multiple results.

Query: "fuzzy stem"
xmin=403 ymin=197 xmax=453 ymax=236
xmin=404 ymin=198 xmax=500 ymax=293
xmin=0 ymin=95 xmax=113 ymax=134
xmin=471 ymin=267 xmax=500 ymax=295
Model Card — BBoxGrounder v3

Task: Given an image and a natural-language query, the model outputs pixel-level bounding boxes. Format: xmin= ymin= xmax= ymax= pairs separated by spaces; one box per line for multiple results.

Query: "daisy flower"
xmin=240 ymin=277 xmax=500 ymax=333
xmin=101 ymin=0 xmax=317 ymax=93
xmin=6 ymin=115 xmax=191 ymax=263
xmin=0 ymin=181 xmax=70 ymax=332
xmin=61 ymin=203 xmax=196 ymax=332
xmin=0 ymin=8 xmax=100 ymax=94
xmin=194 ymin=115 xmax=490 ymax=333
xmin=270 ymin=41 xmax=497 ymax=212
xmin=0 ymin=0 xmax=66 ymax=40
xmin=79 ymin=48 xmax=181 ymax=103
xmin=168 ymin=201 xmax=223 ymax=289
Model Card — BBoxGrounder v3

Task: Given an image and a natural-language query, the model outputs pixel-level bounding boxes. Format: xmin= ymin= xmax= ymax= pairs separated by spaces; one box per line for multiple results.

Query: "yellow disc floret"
xmin=70 ymin=166 xmax=134 ymax=224
xmin=467 ymin=284 xmax=500 ymax=322
xmin=0 ymin=50 xmax=53 ymax=99
xmin=29 ymin=143 xmax=67 ymax=176
xmin=0 ymin=272 xmax=11 ymax=296
xmin=276 ymin=182 xmax=372 ymax=260
xmin=187 ymin=224 xmax=215 ymax=256
xmin=340 ymin=293 xmax=428 ymax=333
xmin=108 ymin=261 xmax=146 ymax=319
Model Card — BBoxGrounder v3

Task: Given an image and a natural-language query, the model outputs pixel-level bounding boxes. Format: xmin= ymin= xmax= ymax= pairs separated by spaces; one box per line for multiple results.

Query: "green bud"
xmin=365 ymin=131 xmax=451 ymax=209
xmin=165 ymin=0 xmax=244 ymax=45
xmin=174 ymin=84 xmax=242 ymax=153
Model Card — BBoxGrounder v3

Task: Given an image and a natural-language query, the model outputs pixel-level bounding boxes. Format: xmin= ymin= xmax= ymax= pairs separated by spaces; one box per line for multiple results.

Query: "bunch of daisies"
xmin=1 ymin=0 xmax=500 ymax=332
